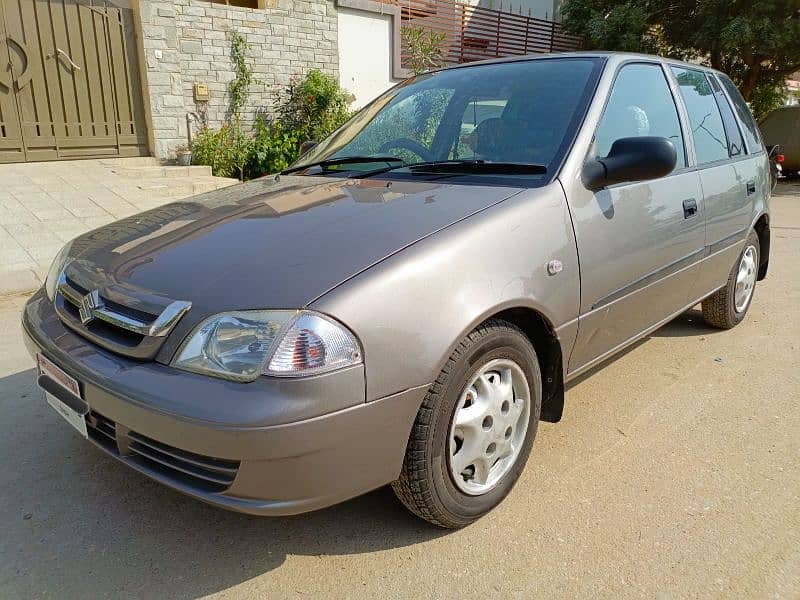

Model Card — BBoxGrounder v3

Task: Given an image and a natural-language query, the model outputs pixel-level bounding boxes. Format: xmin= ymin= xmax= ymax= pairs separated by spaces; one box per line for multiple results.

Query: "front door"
xmin=0 ymin=0 xmax=147 ymax=163
xmin=567 ymin=62 xmax=706 ymax=373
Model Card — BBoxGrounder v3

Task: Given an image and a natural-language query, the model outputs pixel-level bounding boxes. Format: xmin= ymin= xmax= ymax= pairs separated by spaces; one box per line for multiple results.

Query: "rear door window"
xmin=671 ymin=67 xmax=729 ymax=165
xmin=595 ymin=63 xmax=686 ymax=168
xmin=717 ymin=73 xmax=763 ymax=153
xmin=708 ymin=75 xmax=744 ymax=157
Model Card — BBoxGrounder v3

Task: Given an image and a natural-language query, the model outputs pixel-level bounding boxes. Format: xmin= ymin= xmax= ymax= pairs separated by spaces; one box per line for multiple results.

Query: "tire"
xmin=391 ymin=319 xmax=542 ymax=529
xmin=701 ymin=229 xmax=760 ymax=329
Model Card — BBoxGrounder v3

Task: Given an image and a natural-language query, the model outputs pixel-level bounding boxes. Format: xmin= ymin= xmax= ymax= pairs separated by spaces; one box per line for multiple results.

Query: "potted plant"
xmin=175 ymin=144 xmax=192 ymax=166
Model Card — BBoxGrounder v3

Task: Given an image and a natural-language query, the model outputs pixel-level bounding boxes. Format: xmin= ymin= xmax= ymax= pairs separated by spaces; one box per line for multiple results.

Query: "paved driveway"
xmin=0 ymin=158 xmax=235 ymax=295
xmin=0 ymin=188 xmax=798 ymax=599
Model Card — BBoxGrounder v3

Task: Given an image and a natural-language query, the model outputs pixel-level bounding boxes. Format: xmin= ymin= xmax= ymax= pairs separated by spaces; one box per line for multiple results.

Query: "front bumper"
xmin=22 ymin=290 xmax=427 ymax=515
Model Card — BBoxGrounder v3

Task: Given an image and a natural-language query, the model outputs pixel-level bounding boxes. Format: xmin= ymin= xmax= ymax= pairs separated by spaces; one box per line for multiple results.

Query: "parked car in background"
xmin=760 ymin=105 xmax=800 ymax=176
xmin=768 ymin=144 xmax=784 ymax=190
xmin=22 ymin=53 xmax=771 ymax=529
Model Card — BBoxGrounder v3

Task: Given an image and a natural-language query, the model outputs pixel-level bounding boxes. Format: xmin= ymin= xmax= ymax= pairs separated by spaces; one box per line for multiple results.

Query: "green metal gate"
xmin=0 ymin=0 xmax=148 ymax=163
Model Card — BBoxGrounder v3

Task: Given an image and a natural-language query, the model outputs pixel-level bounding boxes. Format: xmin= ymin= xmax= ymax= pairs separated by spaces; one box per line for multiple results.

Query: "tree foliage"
xmin=561 ymin=0 xmax=800 ymax=118
xmin=276 ymin=69 xmax=352 ymax=142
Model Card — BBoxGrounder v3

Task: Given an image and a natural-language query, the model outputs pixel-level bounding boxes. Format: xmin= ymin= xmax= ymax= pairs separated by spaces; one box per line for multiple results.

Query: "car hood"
xmin=63 ymin=176 xmax=522 ymax=316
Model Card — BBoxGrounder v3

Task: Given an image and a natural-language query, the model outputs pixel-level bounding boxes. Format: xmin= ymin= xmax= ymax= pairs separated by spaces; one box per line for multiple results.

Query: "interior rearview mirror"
xmin=582 ymin=136 xmax=677 ymax=191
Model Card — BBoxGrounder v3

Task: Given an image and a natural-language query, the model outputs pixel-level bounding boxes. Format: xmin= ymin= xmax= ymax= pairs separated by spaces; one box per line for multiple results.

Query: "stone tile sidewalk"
xmin=0 ymin=158 xmax=236 ymax=295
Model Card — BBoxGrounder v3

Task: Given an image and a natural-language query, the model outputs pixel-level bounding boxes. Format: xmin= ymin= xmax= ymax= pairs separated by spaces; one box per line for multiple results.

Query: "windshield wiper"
xmin=281 ymin=156 xmax=404 ymax=175
xmin=354 ymin=159 xmax=547 ymax=179
xmin=408 ymin=160 xmax=547 ymax=175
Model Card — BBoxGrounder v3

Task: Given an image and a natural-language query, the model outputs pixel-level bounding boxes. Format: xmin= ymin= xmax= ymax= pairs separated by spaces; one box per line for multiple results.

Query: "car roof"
xmin=440 ymin=51 xmax=724 ymax=76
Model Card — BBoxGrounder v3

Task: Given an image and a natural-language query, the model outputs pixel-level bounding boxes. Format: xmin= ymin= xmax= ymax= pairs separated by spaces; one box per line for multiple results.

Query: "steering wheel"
xmin=378 ymin=138 xmax=434 ymax=162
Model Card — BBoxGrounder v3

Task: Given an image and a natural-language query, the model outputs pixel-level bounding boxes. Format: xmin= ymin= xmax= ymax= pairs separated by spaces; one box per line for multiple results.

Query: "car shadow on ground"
xmin=0 ymin=368 xmax=446 ymax=598
xmin=565 ymin=308 xmax=718 ymax=390
xmin=649 ymin=308 xmax=721 ymax=338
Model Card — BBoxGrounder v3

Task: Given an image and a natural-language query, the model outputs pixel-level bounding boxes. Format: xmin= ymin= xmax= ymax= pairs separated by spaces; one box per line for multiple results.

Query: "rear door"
xmin=567 ymin=62 xmax=706 ymax=372
xmin=669 ymin=67 xmax=767 ymax=297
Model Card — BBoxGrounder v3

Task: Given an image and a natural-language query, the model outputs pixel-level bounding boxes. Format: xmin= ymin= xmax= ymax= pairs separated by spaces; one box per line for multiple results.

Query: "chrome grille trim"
xmin=56 ymin=271 xmax=191 ymax=338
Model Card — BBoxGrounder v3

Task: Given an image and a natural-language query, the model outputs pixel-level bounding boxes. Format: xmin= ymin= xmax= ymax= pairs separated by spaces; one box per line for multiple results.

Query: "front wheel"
xmin=701 ymin=229 xmax=760 ymax=329
xmin=392 ymin=319 xmax=541 ymax=528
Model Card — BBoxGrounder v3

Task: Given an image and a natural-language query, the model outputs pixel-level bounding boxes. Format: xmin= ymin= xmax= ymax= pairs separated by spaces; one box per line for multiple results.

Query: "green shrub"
xmin=245 ymin=118 xmax=303 ymax=178
xmin=191 ymin=123 xmax=251 ymax=180
xmin=191 ymin=37 xmax=353 ymax=181
xmin=276 ymin=69 xmax=352 ymax=142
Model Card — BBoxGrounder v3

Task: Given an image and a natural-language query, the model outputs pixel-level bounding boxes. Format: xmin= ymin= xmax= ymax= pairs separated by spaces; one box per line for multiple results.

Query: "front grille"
xmin=53 ymin=268 xmax=191 ymax=360
xmin=60 ymin=299 xmax=145 ymax=348
xmin=67 ymin=276 xmax=160 ymax=324
xmin=85 ymin=410 xmax=239 ymax=493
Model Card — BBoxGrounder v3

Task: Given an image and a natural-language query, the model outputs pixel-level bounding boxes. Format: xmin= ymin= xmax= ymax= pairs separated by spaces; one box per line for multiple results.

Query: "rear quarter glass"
xmin=717 ymin=73 xmax=762 ymax=153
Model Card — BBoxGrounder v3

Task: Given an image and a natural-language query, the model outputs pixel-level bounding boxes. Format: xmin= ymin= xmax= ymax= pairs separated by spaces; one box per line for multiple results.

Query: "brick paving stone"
xmin=0 ymin=158 xmax=236 ymax=295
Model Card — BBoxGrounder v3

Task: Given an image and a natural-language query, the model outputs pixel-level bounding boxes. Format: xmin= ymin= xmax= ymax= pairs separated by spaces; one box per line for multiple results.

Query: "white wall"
xmin=337 ymin=7 xmax=400 ymax=109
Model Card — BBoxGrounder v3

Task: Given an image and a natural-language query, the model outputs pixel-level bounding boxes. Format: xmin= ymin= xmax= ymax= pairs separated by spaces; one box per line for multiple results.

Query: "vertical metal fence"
xmin=382 ymin=0 xmax=584 ymax=69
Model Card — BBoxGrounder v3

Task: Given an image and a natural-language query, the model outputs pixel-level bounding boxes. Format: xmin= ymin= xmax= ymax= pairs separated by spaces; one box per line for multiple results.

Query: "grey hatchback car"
xmin=23 ymin=53 xmax=770 ymax=528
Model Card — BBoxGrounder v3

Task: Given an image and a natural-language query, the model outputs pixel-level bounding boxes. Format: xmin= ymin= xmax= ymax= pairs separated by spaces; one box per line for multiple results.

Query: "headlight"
xmin=45 ymin=242 xmax=73 ymax=301
xmin=172 ymin=310 xmax=362 ymax=382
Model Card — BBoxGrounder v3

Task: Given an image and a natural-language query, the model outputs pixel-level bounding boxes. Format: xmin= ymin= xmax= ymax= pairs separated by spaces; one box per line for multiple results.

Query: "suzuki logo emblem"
xmin=79 ymin=290 xmax=104 ymax=325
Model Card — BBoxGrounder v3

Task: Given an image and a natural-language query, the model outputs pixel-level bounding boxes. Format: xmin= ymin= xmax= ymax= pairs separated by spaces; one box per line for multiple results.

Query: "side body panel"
xmin=671 ymin=67 xmax=770 ymax=297
xmin=312 ymin=183 xmax=581 ymax=402
xmin=690 ymin=156 xmax=768 ymax=296
xmin=556 ymin=55 xmax=771 ymax=379
xmin=565 ymin=172 xmax=705 ymax=371
xmin=558 ymin=58 xmax=706 ymax=373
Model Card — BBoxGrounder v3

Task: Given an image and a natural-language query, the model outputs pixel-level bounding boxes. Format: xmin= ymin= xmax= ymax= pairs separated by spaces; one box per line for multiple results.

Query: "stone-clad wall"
xmin=136 ymin=0 xmax=339 ymax=159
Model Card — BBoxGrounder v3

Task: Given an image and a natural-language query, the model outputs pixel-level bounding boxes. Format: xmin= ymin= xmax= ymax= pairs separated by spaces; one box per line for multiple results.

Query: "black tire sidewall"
xmin=427 ymin=327 xmax=542 ymax=524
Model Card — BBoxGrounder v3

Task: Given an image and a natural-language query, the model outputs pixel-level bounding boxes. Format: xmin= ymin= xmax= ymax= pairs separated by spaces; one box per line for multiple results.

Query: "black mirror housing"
xmin=767 ymin=144 xmax=781 ymax=159
xmin=299 ymin=140 xmax=317 ymax=156
xmin=582 ymin=136 xmax=677 ymax=191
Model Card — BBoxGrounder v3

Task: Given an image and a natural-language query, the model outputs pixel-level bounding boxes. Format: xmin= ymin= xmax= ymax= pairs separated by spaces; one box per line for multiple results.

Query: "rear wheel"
xmin=701 ymin=229 xmax=760 ymax=329
xmin=392 ymin=319 xmax=541 ymax=528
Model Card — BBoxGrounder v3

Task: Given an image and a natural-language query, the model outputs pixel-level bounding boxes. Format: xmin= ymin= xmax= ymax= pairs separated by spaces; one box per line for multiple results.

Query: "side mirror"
xmin=582 ymin=136 xmax=677 ymax=191
xmin=767 ymin=144 xmax=781 ymax=159
xmin=299 ymin=140 xmax=317 ymax=156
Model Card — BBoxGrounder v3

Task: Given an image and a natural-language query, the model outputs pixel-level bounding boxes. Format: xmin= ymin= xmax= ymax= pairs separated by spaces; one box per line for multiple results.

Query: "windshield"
xmin=292 ymin=57 xmax=603 ymax=182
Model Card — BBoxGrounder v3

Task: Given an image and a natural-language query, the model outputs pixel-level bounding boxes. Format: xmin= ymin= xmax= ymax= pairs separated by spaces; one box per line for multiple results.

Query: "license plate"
xmin=37 ymin=354 xmax=88 ymax=438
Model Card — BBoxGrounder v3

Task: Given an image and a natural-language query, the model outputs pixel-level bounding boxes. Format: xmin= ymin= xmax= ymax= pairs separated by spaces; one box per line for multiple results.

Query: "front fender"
xmin=312 ymin=183 xmax=581 ymax=402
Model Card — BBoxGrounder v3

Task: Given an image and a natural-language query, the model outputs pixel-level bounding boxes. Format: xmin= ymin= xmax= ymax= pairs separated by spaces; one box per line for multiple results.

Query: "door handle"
xmin=746 ymin=180 xmax=756 ymax=196
xmin=50 ymin=48 xmax=82 ymax=72
xmin=682 ymin=198 xmax=698 ymax=219
xmin=6 ymin=36 xmax=33 ymax=91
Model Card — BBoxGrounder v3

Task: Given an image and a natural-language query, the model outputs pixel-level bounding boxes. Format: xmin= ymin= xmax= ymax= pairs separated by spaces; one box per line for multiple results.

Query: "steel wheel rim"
xmin=734 ymin=245 xmax=757 ymax=313
xmin=448 ymin=358 xmax=530 ymax=495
